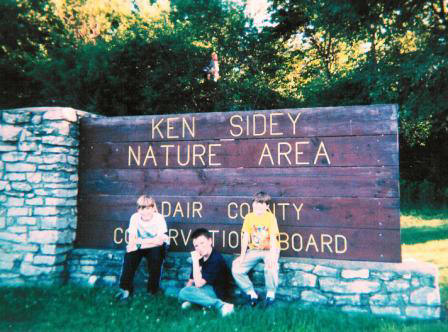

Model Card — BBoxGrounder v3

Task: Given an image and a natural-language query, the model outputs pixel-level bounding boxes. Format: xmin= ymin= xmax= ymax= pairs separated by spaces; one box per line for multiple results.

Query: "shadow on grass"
xmin=401 ymin=224 xmax=448 ymax=245
xmin=0 ymin=287 xmax=47 ymax=324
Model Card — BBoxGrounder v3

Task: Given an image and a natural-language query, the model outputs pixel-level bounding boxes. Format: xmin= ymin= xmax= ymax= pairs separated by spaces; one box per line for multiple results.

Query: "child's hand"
xmin=186 ymin=279 xmax=194 ymax=287
xmin=126 ymin=244 xmax=137 ymax=253
xmin=154 ymin=238 xmax=164 ymax=246
xmin=190 ymin=250 xmax=201 ymax=261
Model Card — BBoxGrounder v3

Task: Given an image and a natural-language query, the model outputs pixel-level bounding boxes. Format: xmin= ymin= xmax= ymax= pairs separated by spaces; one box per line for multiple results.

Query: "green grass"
xmin=0 ymin=285 xmax=446 ymax=332
xmin=401 ymin=215 xmax=448 ymax=285
xmin=400 ymin=210 xmax=448 ymax=319
xmin=401 ymin=224 xmax=448 ymax=244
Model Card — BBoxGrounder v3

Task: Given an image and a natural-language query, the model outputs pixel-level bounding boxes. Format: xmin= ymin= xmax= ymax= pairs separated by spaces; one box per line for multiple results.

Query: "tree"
xmin=0 ymin=0 xmax=65 ymax=107
xmin=267 ymin=0 xmax=448 ymax=205
xmin=50 ymin=0 xmax=171 ymax=43
xmin=170 ymin=0 xmax=297 ymax=110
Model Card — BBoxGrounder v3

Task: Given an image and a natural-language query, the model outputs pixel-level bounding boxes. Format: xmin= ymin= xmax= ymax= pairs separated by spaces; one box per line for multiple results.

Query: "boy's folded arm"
xmin=159 ymin=233 xmax=169 ymax=243
xmin=139 ymin=239 xmax=163 ymax=249
xmin=240 ymin=232 xmax=250 ymax=257
xmin=267 ymin=232 xmax=280 ymax=267
xmin=140 ymin=238 xmax=157 ymax=245
xmin=138 ymin=241 xmax=157 ymax=249
xmin=269 ymin=232 xmax=279 ymax=251
xmin=140 ymin=233 xmax=168 ymax=246
xmin=192 ymin=270 xmax=207 ymax=287
xmin=126 ymin=230 xmax=138 ymax=248
xmin=126 ymin=240 xmax=138 ymax=252
xmin=191 ymin=252 xmax=208 ymax=287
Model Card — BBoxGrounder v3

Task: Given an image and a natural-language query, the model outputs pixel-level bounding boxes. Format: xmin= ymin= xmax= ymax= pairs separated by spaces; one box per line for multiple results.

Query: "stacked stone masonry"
xmin=68 ymin=249 xmax=441 ymax=320
xmin=0 ymin=107 xmax=442 ymax=321
xmin=0 ymin=107 xmax=100 ymax=286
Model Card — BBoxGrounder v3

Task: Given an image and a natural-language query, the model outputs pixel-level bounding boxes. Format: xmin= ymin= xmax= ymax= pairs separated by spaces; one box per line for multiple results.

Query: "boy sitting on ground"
xmin=178 ymin=228 xmax=234 ymax=316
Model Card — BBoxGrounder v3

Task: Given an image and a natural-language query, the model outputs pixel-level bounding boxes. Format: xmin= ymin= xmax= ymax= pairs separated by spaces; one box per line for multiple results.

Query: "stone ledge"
xmin=65 ymin=250 xmax=442 ymax=320
xmin=280 ymin=256 xmax=439 ymax=277
xmin=3 ymin=107 xmax=103 ymax=121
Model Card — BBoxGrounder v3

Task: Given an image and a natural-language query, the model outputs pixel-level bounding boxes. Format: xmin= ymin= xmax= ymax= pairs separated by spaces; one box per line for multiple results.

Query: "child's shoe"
xmin=181 ymin=301 xmax=192 ymax=309
xmin=115 ymin=289 xmax=130 ymax=302
xmin=241 ymin=293 xmax=259 ymax=307
xmin=263 ymin=297 xmax=275 ymax=308
xmin=249 ymin=297 xmax=259 ymax=307
xmin=220 ymin=303 xmax=234 ymax=317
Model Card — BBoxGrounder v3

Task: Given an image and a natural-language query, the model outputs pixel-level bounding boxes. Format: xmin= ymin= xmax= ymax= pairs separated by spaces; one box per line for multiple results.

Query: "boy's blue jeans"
xmin=178 ymin=285 xmax=224 ymax=309
xmin=231 ymin=249 xmax=279 ymax=296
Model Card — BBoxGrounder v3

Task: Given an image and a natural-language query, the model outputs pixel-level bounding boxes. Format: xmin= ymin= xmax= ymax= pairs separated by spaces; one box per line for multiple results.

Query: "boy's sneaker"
xmin=181 ymin=301 xmax=192 ymax=310
xmin=220 ymin=303 xmax=234 ymax=317
xmin=263 ymin=297 xmax=275 ymax=308
xmin=241 ymin=293 xmax=258 ymax=307
xmin=114 ymin=289 xmax=130 ymax=302
xmin=249 ymin=297 xmax=259 ymax=307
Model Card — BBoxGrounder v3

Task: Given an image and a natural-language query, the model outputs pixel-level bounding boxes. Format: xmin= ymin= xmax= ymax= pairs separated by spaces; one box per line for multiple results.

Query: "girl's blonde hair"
xmin=136 ymin=195 xmax=158 ymax=212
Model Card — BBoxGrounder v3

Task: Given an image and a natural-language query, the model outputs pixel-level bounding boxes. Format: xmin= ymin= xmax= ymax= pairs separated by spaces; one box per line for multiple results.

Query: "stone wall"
xmin=68 ymin=249 xmax=441 ymax=320
xmin=0 ymin=107 xmax=99 ymax=285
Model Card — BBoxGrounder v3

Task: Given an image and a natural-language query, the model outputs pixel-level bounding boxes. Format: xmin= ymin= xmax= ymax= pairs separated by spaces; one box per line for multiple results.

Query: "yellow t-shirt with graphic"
xmin=242 ymin=211 xmax=279 ymax=250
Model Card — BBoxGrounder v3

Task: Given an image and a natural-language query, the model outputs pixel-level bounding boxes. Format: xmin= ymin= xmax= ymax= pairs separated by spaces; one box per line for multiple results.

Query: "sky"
xmin=243 ymin=0 xmax=271 ymax=27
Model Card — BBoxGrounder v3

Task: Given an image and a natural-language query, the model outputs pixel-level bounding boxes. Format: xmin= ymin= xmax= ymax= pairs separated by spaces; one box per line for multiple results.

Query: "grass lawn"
xmin=401 ymin=211 xmax=448 ymax=312
xmin=0 ymin=210 xmax=447 ymax=331
xmin=0 ymin=286 xmax=447 ymax=332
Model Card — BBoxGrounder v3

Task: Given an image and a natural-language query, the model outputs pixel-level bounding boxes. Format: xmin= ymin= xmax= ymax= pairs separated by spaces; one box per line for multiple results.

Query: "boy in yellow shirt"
xmin=231 ymin=191 xmax=280 ymax=307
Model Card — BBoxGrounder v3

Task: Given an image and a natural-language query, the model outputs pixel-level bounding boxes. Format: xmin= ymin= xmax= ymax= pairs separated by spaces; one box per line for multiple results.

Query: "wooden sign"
xmin=76 ymin=105 xmax=401 ymax=262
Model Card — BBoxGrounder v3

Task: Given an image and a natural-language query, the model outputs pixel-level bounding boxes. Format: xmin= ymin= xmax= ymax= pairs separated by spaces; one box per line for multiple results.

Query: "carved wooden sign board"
xmin=76 ymin=104 xmax=401 ymax=262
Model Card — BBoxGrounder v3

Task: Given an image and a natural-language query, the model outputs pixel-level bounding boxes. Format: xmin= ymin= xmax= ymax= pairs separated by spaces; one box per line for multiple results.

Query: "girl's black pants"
xmin=119 ymin=245 xmax=165 ymax=294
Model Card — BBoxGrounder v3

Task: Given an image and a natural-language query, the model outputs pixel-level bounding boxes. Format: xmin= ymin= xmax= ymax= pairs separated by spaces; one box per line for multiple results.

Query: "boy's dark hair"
xmin=192 ymin=228 xmax=212 ymax=240
xmin=253 ymin=191 xmax=271 ymax=204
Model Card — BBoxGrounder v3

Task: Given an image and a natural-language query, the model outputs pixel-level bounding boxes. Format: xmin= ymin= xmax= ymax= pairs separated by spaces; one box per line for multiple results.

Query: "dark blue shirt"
xmin=190 ymin=249 xmax=231 ymax=300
